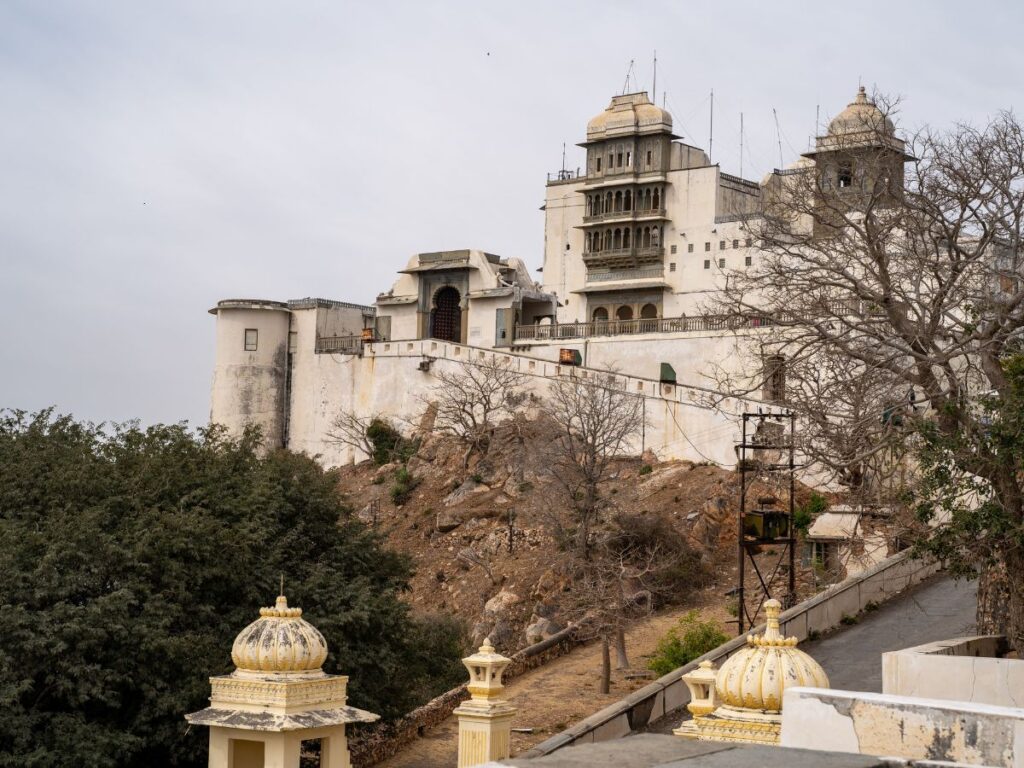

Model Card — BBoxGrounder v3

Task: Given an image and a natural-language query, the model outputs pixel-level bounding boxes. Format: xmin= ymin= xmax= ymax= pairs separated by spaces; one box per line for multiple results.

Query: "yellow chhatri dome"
xmin=714 ymin=599 xmax=828 ymax=713
xmin=230 ymin=593 xmax=329 ymax=675
xmin=828 ymin=86 xmax=895 ymax=137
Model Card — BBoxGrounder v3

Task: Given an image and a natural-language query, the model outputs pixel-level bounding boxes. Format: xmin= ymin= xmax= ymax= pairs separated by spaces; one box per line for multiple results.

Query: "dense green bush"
xmin=0 ymin=410 xmax=463 ymax=767
xmin=647 ymin=611 xmax=728 ymax=676
xmin=366 ymin=418 xmax=405 ymax=465
xmin=390 ymin=465 xmax=420 ymax=505
xmin=794 ymin=491 xmax=828 ymax=534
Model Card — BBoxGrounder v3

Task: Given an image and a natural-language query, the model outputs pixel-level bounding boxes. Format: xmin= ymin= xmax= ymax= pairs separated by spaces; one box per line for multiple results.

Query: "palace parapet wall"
xmin=285 ymin=333 xmax=763 ymax=468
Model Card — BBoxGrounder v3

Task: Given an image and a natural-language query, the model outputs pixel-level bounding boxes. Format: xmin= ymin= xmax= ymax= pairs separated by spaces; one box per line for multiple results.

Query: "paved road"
xmin=801 ymin=573 xmax=977 ymax=692
xmin=648 ymin=572 xmax=977 ymax=734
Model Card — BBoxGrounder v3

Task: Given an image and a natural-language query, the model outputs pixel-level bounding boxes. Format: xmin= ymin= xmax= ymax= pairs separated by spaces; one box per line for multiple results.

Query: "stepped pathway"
xmin=376 ymin=595 xmax=733 ymax=768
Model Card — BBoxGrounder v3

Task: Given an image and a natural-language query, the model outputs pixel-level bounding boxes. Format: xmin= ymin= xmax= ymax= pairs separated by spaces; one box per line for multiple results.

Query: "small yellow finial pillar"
xmin=454 ymin=638 xmax=517 ymax=767
xmin=673 ymin=660 xmax=720 ymax=739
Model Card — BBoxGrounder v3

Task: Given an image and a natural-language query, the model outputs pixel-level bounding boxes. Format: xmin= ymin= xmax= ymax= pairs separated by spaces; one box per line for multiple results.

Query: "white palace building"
xmin=209 ymin=87 xmax=902 ymax=466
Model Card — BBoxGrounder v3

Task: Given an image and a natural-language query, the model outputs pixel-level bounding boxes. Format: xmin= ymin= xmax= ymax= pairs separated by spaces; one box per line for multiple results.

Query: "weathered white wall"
xmin=284 ymin=338 xmax=754 ymax=468
xmin=781 ymin=687 xmax=1024 ymax=767
xmin=882 ymin=636 xmax=1024 ymax=709
xmin=209 ymin=302 xmax=291 ymax=448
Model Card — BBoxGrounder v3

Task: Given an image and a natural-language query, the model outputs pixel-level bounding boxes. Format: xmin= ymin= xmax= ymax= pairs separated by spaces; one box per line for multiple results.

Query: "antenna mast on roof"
xmin=740 ymin=112 xmax=744 ymax=178
xmin=773 ymin=108 xmax=784 ymax=168
xmin=709 ymin=89 xmax=714 ymax=162
xmin=652 ymin=50 xmax=657 ymax=102
xmin=622 ymin=60 xmax=635 ymax=95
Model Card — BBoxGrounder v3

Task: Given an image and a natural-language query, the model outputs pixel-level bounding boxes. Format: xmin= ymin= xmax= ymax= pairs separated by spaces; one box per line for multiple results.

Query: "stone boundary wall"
xmin=517 ymin=549 xmax=942 ymax=759
xmin=348 ymin=626 xmax=579 ymax=767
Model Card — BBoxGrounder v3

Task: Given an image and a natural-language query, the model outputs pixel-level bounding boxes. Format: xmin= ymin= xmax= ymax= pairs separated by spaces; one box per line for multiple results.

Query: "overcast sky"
xmin=1 ymin=0 xmax=1020 ymax=427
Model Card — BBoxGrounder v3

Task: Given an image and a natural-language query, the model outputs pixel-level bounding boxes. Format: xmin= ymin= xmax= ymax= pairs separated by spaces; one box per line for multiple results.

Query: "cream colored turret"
xmin=186 ymin=592 xmax=378 ymax=768
xmin=674 ymin=599 xmax=829 ymax=744
xmin=454 ymin=638 xmax=517 ymax=767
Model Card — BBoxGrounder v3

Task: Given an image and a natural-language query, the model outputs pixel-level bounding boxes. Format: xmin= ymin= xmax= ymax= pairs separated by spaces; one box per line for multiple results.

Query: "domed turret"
xmin=230 ymin=593 xmax=329 ymax=676
xmin=828 ymin=86 xmax=894 ymax=137
xmin=586 ymin=92 xmax=674 ymax=141
xmin=714 ymin=599 xmax=829 ymax=712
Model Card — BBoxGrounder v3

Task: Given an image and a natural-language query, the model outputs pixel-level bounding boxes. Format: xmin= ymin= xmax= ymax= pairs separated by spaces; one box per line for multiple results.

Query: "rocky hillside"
xmin=334 ymin=421 xmax=810 ymax=653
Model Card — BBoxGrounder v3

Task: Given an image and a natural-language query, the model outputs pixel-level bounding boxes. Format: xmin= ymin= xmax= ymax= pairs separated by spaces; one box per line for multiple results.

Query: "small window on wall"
xmin=719 ymin=240 xmax=726 ymax=250
xmin=745 ymin=237 xmax=753 ymax=247
xmin=688 ymin=243 xmax=694 ymax=253
xmin=596 ymin=157 xmax=602 ymax=172
xmin=626 ymin=151 xmax=632 ymax=167
xmin=244 ymin=329 xmax=258 ymax=351
xmin=704 ymin=260 xmax=711 ymax=269
xmin=705 ymin=242 xmax=711 ymax=252
xmin=670 ymin=244 xmax=677 ymax=254
xmin=732 ymin=239 xmax=739 ymax=249
xmin=617 ymin=152 xmax=623 ymax=167
xmin=646 ymin=150 xmax=652 ymax=166
xmin=718 ymin=258 xmax=725 ymax=268
xmin=669 ymin=262 xmax=676 ymax=272
xmin=745 ymin=255 xmax=752 ymax=266
xmin=838 ymin=162 xmax=854 ymax=188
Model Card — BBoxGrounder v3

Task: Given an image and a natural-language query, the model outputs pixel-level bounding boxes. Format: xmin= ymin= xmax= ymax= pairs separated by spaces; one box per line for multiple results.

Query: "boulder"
xmin=435 ymin=509 xmax=465 ymax=533
xmin=484 ymin=589 xmax=520 ymax=617
xmin=443 ymin=479 xmax=491 ymax=507
xmin=524 ymin=617 xmax=564 ymax=645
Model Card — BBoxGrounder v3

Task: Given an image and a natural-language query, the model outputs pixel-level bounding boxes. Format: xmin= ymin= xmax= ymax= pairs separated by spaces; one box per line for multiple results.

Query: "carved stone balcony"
xmin=581 ymin=208 xmax=668 ymax=225
xmin=582 ymin=246 xmax=664 ymax=270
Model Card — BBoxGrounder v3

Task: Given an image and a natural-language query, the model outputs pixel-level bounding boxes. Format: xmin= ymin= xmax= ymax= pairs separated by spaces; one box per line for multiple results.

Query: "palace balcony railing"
xmin=582 ymin=208 xmax=668 ymax=224
xmin=509 ymin=307 xmax=856 ymax=342
xmin=586 ymin=266 xmax=665 ymax=282
xmin=315 ymin=335 xmax=363 ymax=354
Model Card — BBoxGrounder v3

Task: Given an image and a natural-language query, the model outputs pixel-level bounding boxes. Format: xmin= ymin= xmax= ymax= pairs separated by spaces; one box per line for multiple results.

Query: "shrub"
xmin=639 ymin=464 xmax=653 ymax=475
xmin=390 ymin=466 xmax=419 ymax=505
xmin=794 ymin=492 xmax=828 ymax=534
xmin=648 ymin=611 xmax=728 ymax=676
xmin=366 ymin=418 xmax=405 ymax=465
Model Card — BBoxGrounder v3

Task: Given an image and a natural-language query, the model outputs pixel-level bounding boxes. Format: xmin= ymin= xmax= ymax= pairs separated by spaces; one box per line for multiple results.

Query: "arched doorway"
xmin=616 ymin=305 xmax=633 ymax=321
xmin=431 ymin=287 xmax=462 ymax=343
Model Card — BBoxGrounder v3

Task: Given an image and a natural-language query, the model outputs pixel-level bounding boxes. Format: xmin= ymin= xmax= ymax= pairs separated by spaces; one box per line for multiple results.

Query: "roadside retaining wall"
xmin=517 ymin=549 xmax=942 ymax=758
xmin=349 ymin=626 xmax=579 ymax=767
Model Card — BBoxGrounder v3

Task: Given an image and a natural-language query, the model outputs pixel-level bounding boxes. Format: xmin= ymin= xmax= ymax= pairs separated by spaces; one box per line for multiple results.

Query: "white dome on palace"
xmin=587 ymin=92 xmax=673 ymax=140
xmin=230 ymin=594 xmax=329 ymax=675
xmin=828 ymin=86 xmax=895 ymax=137
xmin=714 ymin=599 xmax=829 ymax=712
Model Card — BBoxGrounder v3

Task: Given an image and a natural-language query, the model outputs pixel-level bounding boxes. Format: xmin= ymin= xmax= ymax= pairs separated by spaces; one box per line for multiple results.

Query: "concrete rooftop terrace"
xmin=498 ymin=734 xmax=904 ymax=766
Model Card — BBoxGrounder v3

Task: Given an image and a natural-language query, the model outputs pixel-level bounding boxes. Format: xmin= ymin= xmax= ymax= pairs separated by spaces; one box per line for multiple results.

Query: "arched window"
xmin=606 ymin=229 xmax=613 ymax=250
xmin=616 ymin=305 xmax=633 ymax=321
xmin=614 ymin=191 xmax=623 ymax=212
xmin=613 ymin=228 xmax=622 ymax=249
xmin=605 ymin=192 xmax=613 ymax=212
xmin=624 ymin=189 xmax=632 ymax=210
xmin=585 ymin=232 xmax=592 ymax=251
xmin=640 ymin=303 xmax=658 ymax=319
xmin=644 ymin=189 xmax=652 ymax=210
xmin=642 ymin=227 xmax=651 ymax=248
xmin=651 ymin=226 xmax=660 ymax=247
xmin=430 ymin=287 xmax=462 ymax=343
xmin=592 ymin=307 xmax=609 ymax=322
xmin=653 ymin=188 xmax=661 ymax=210
xmin=623 ymin=228 xmax=631 ymax=248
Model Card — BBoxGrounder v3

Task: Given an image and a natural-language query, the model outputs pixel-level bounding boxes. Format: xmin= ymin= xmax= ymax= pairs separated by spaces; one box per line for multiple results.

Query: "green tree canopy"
xmin=0 ymin=410 xmax=464 ymax=767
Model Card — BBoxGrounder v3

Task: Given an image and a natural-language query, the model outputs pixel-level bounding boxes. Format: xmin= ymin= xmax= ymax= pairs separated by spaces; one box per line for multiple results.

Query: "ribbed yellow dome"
xmin=714 ymin=599 xmax=828 ymax=712
xmin=231 ymin=594 xmax=328 ymax=675
xmin=587 ymin=92 xmax=673 ymax=140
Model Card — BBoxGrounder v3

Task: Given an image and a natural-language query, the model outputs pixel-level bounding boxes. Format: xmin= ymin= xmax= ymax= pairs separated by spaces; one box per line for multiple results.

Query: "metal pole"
xmin=508 ymin=508 xmax=515 ymax=554
xmin=738 ymin=414 xmax=748 ymax=634
xmin=788 ymin=413 xmax=797 ymax=606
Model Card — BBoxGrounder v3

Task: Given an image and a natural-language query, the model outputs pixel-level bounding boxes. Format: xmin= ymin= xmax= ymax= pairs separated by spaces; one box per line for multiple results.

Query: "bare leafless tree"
xmin=426 ymin=356 xmax=528 ymax=466
xmin=457 ymin=543 xmax=500 ymax=586
xmin=324 ymin=410 xmax=376 ymax=462
xmin=714 ymin=92 xmax=1024 ymax=640
xmin=540 ymin=370 xmax=644 ymax=560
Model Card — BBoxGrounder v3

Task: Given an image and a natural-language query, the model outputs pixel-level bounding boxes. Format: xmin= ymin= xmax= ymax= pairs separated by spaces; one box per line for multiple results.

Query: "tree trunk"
xmin=1002 ymin=550 xmax=1024 ymax=654
xmin=977 ymin=559 xmax=1011 ymax=637
xmin=600 ymin=636 xmax=611 ymax=694
xmin=614 ymin=627 xmax=629 ymax=670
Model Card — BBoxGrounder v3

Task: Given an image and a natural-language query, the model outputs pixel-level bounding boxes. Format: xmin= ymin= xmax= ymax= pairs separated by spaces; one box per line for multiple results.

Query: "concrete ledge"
xmin=882 ymin=634 xmax=1024 ymax=708
xmin=781 ymin=686 xmax=1024 ymax=767
xmin=518 ymin=550 xmax=940 ymax=759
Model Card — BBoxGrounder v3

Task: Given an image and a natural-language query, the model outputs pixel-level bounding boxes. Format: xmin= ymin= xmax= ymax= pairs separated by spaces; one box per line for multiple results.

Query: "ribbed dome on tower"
xmin=230 ymin=593 xmax=329 ymax=675
xmin=828 ymin=86 xmax=895 ymax=137
xmin=587 ymin=92 xmax=673 ymax=141
xmin=714 ymin=599 xmax=829 ymax=712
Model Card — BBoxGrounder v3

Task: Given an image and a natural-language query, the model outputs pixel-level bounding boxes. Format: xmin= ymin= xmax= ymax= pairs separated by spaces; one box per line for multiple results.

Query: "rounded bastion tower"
xmin=209 ymin=299 xmax=291 ymax=449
